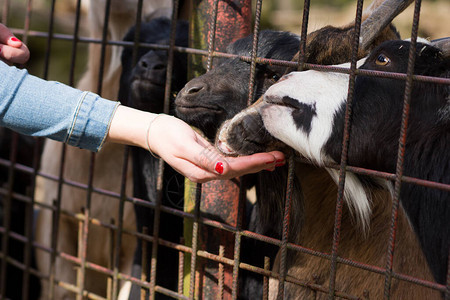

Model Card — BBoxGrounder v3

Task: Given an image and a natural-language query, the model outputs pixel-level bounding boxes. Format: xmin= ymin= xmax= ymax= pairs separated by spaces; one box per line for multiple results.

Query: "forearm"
xmin=106 ymin=105 xmax=158 ymax=150
xmin=0 ymin=61 xmax=118 ymax=152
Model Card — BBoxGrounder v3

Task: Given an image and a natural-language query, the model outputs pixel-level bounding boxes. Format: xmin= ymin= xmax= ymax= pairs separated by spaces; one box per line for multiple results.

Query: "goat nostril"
xmin=140 ymin=60 xmax=149 ymax=69
xmin=186 ymin=85 xmax=204 ymax=94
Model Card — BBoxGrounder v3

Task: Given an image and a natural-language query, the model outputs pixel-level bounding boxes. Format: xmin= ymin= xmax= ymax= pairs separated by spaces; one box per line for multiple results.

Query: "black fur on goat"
xmin=119 ymin=17 xmax=188 ymax=299
xmin=218 ymin=39 xmax=449 ymax=288
xmin=325 ymin=41 xmax=450 ymax=284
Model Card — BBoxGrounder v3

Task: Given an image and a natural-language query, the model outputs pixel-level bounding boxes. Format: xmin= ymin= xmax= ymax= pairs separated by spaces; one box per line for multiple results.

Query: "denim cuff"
xmin=66 ymin=91 xmax=120 ymax=152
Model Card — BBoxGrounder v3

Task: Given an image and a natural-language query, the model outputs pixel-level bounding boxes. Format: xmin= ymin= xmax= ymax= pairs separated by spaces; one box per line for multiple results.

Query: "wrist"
xmin=146 ymin=113 xmax=167 ymax=158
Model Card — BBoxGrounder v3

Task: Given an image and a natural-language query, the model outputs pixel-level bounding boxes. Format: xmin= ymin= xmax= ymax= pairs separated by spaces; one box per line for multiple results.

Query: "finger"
xmin=164 ymin=155 xmax=218 ymax=183
xmin=0 ymin=24 xmax=21 ymax=47
xmin=0 ymin=44 xmax=30 ymax=64
xmin=221 ymin=151 xmax=286 ymax=178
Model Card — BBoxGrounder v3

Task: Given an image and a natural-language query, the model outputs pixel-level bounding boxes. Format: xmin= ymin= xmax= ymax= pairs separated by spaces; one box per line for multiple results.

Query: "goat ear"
xmin=431 ymin=37 xmax=450 ymax=59
xmin=359 ymin=0 xmax=413 ymax=50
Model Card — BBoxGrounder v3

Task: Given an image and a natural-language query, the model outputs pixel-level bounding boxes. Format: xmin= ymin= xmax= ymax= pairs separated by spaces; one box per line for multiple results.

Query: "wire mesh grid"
xmin=0 ymin=0 xmax=449 ymax=299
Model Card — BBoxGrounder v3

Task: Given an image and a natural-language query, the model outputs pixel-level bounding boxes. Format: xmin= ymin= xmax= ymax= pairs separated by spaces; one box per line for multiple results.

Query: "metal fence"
xmin=0 ymin=0 xmax=449 ymax=299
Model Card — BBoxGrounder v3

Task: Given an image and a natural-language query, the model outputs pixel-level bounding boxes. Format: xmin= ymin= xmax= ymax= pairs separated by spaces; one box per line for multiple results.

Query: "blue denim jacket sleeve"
xmin=0 ymin=61 xmax=120 ymax=152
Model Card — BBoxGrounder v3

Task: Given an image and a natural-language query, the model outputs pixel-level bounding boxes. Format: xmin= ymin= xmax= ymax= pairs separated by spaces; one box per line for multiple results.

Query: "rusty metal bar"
xmin=383 ymin=0 xmax=423 ymax=298
xmin=178 ymin=238 xmax=185 ymax=295
xmin=276 ymin=154 xmax=295 ymax=299
xmin=141 ymin=227 xmax=149 ymax=299
xmin=45 ymin=2 xmax=64 ymax=298
xmin=1 ymin=0 xmax=9 ymax=24
xmin=21 ymin=137 xmax=40 ymax=300
xmin=328 ymin=0 xmax=365 ymax=298
xmin=0 ymin=132 xmax=18 ymax=299
xmin=111 ymin=148 xmax=129 ymax=300
xmin=246 ymin=0 xmax=263 ymax=106
xmin=21 ymin=0 xmax=32 ymax=46
xmin=6 ymin=0 xmax=36 ymax=298
xmin=218 ymin=244 xmax=225 ymax=299
xmin=297 ymin=0 xmax=310 ymax=72
xmin=188 ymin=186 xmax=202 ymax=299
xmin=149 ymin=1 xmax=180 ymax=298
xmin=263 ymin=256 xmax=270 ymax=300
xmin=107 ymin=219 xmax=115 ymax=300
xmin=4 ymin=26 xmax=450 ymax=87
xmin=230 ymin=185 xmax=246 ymax=300
xmin=205 ymin=0 xmax=220 ymax=72
xmin=42 ymin=0 xmax=56 ymax=80
xmin=185 ymin=1 xmax=252 ymax=298
xmin=76 ymin=212 xmax=86 ymax=299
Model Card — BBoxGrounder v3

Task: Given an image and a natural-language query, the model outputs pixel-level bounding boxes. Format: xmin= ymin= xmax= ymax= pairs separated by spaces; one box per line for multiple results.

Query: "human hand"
xmin=0 ymin=23 xmax=30 ymax=64
xmin=148 ymin=114 xmax=286 ymax=183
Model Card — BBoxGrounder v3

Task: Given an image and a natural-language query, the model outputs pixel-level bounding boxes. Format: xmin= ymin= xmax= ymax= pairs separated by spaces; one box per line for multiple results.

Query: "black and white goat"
xmin=176 ymin=0 xmax=434 ymax=298
xmin=217 ymin=39 xmax=449 ymax=296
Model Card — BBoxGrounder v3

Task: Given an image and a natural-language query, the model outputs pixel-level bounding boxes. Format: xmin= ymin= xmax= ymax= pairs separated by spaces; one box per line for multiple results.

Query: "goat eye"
xmin=375 ymin=54 xmax=390 ymax=66
xmin=272 ymin=74 xmax=280 ymax=81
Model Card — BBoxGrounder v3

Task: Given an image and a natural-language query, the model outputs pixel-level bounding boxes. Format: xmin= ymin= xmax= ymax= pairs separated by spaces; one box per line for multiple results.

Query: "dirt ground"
xmin=270 ymin=0 xmax=449 ymax=40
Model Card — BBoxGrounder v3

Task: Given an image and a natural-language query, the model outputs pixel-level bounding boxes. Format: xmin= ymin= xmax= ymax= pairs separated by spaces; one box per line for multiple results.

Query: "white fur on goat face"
xmin=256 ymin=61 xmax=374 ymax=227
xmin=259 ymin=69 xmax=349 ymax=165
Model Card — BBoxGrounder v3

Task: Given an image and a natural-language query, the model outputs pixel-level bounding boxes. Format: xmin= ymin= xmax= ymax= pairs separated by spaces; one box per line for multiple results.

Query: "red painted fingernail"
xmin=265 ymin=161 xmax=275 ymax=164
xmin=10 ymin=37 xmax=20 ymax=42
xmin=215 ymin=162 xmax=224 ymax=174
xmin=275 ymin=160 xmax=285 ymax=167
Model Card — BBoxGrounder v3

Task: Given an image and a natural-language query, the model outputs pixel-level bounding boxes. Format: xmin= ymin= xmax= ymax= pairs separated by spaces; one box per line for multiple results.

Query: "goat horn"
xmin=431 ymin=37 xmax=450 ymax=58
xmin=360 ymin=0 xmax=414 ymax=50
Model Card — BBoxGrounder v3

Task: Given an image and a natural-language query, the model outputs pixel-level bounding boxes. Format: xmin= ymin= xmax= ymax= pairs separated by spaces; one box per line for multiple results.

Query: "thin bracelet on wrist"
xmin=146 ymin=114 xmax=165 ymax=159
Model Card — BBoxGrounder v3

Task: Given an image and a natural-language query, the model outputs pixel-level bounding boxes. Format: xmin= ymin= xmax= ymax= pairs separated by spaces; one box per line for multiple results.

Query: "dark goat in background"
xmin=217 ymin=39 xmax=448 ymax=297
xmin=119 ymin=17 xmax=188 ymax=299
xmin=176 ymin=29 xmax=304 ymax=298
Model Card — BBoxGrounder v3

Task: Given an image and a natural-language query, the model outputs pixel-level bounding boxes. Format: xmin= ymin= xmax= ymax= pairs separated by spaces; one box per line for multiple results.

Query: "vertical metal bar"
xmin=231 ymin=184 xmax=245 ymax=300
xmin=446 ymin=249 xmax=450 ymax=300
xmin=22 ymin=137 xmax=41 ymax=300
xmin=112 ymin=149 xmax=130 ymax=300
xmin=263 ymin=256 xmax=270 ymax=300
xmin=76 ymin=211 xmax=85 ymax=300
xmin=44 ymin=0 xmax=61 ymax=296
xmin=297 ymin=0 xmax=310 ymax=72
xmin=18 ymin=1 xmax=35 ymax=297
xmin=107 ymin=219 xmax=116 ymax=300
xmin=383 ymin=0 xmax=422 ymax=298
xmin=206 ymin=0 xmax=219 ymax=72
xmin=43 ymin=0 xmax=56 ymax=79
xmin=189 ymin=187 xmax=202 ymax=299
xmin=77 ymin=204 xmax=91 ymax=300
xmin=0 ymin=0 xmax=11 ymax=290
xmin=141 ymin=227 xmax=149 ymax=300
xmin=327 ymin=0 xmax=364 ymax=298
xmin=0 ymin=133 xmax=18 ymax=299
xmin=218 ymin=244 xmax=225 ymax=300
xmin=162 ymin=0 xmax=181 ymax=110
xmin=1 ymin=0 xmax=9 ymax=24
xmin=246 ymin=0 xmax=263 ymax=106
xmin=276 ymin=154 xmax=295 ymax=300
xmin=185 ymin=1 xmax=252 ymax=298
xmin=68 ymin=0 xmax=83 ymax=87
xmin=149 ymin=1 xmax=180 ymax=298
xmin=178 ymin=238 xmax=185 ymax=296
xmin=96 ymin=0 xmax=112 ymax=97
